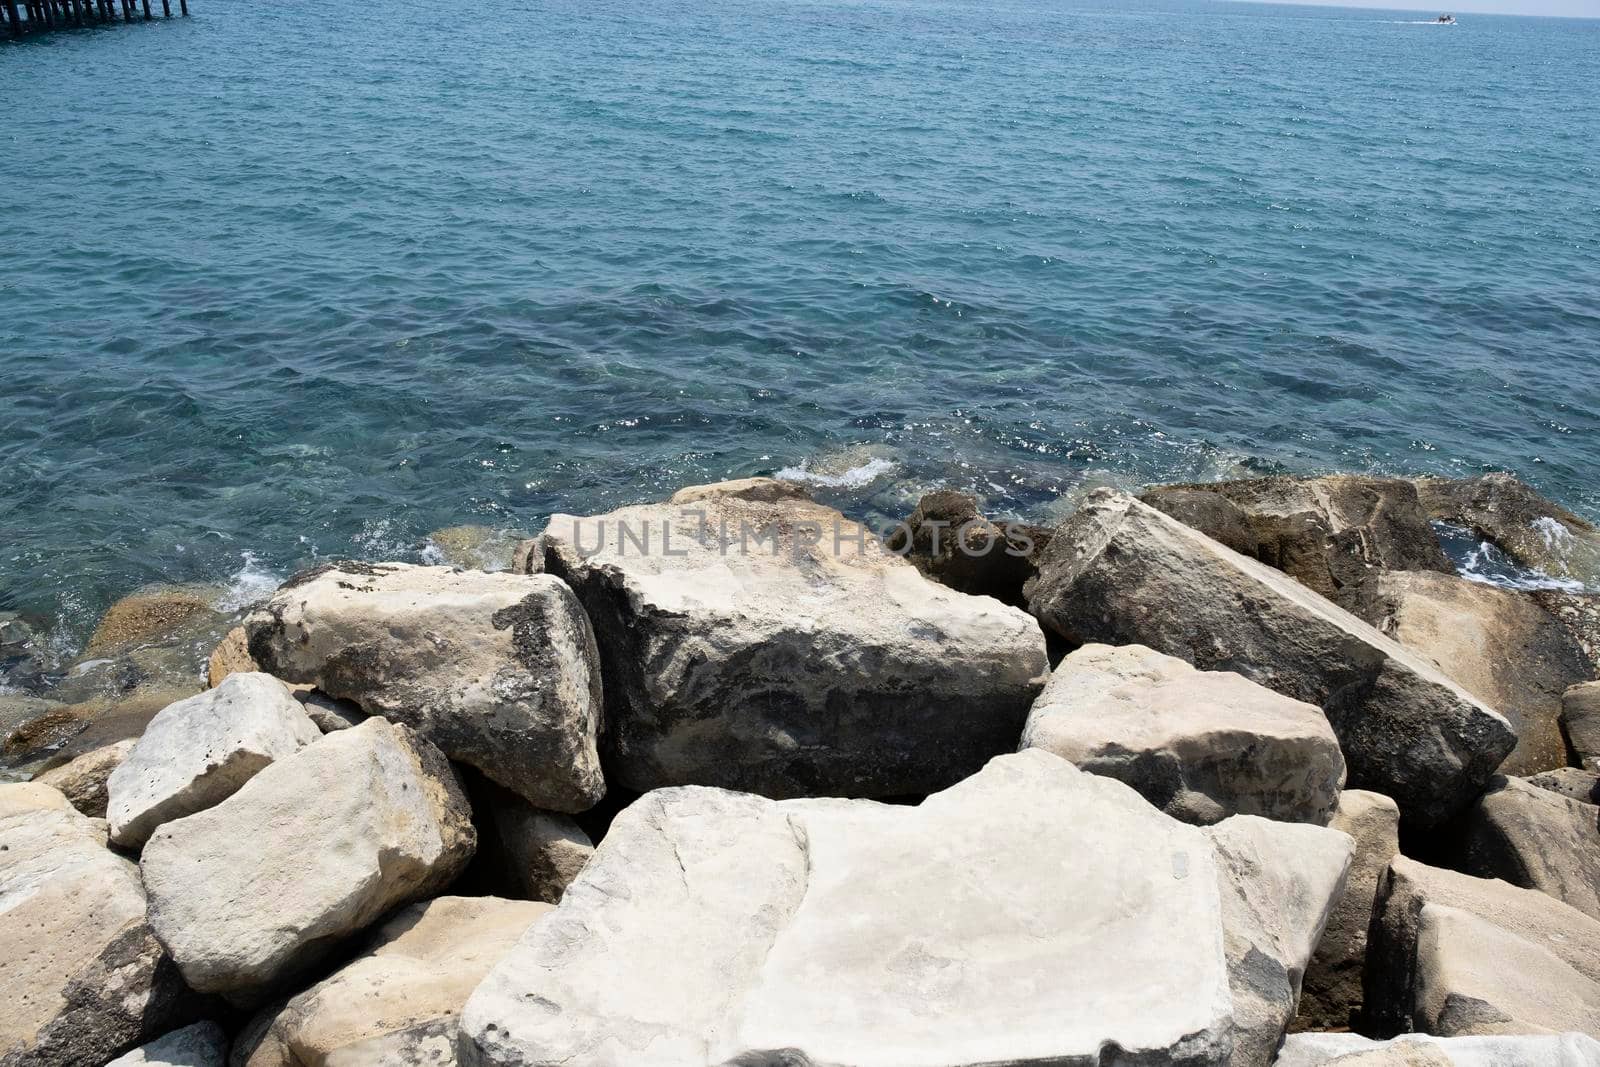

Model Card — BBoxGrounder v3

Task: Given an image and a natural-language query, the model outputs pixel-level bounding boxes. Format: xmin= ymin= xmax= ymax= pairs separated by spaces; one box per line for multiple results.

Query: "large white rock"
xmin=461 ymin=749 xmax=1352 ymax=1067
xmin=244 ymin=564 xmax=603 ymax=812
xmin=141 ymin=718 xmax=475 ymax=1002
xmin=1024 ymin=489 xmax=1515 ymax=827
xmin=106 ymin=1021 xmax=227 ymax=1066
xmin=541 ymin=478 xmax=1050 ymax=798
xmin=1296 ymin=789 xmax=1402 ymax=1030
xmin=1274 ymin=1032 xmax=1600 ymax=1066
xmin=0 ymin=784 xmax=200 ymax=1066
xmin=238 ymin=896 xmax=548 ymax=1066
xmin=107 ymin=672 xmax=322 ymax=848
xmin=1365 ymin=855 xmax=1600 ymax=1038
xmin=1021 ymin=643 xmax=1345 ymax=824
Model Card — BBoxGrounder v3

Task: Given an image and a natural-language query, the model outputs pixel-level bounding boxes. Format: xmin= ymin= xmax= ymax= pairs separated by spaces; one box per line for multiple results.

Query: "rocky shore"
xmin=3 ymin=470 xmax=1600 ymax=1066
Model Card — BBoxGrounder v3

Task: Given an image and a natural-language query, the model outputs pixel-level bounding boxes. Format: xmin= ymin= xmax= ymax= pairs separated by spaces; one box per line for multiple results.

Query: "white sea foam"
xmin=213 ymin=552 xmax=285 ymax=614
xmin=776 ymin=456 xmax=897 ymax=489
xmin=1437 ymin=523 xmax=1587 ymax=594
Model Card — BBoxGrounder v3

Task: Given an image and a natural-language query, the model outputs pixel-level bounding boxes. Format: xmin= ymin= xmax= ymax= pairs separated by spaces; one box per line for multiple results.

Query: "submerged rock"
xmin=0 ymin=784 xmax=202 ymax=1066
xmin=423 ymin=525 xmax=530 ymax=573
xmin=1365 ymin=855 xmax=1600 ymax=1038
xmin=1369 ymin=570 xmax=1591 ymax=775
xmin=1024 ymin=489 xmax=1515 ymax=827
xmin=1020 ymin=642 xmax=1344 ymax=825
xmin=86 ymin=586 xmax=227 ymax=659
xmin=541 ymin=478 xmax=1049 ymax=799
xmin=1296 ymin=789 xmax=1401 ymax=1031
xmin=237 ymin=896 xmax=547 ymax=1066
xmin=244 ymin=563 xmax=603 ymax=812
xmin=141 ymin=719 xmax=475 ymax=1002
xmin=462 ymin=749 xmax=1351 ymax=1067
xmin=107 ymin=672 xmax=322 ymax=849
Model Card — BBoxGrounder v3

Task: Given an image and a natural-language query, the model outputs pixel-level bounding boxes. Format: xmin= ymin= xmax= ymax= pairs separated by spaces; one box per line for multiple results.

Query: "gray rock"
xmin=31 ymin=737 xmax=136 ymax=818
xmin=1527 ymin=767 xmax=1600 ymax=805
xmin=244 ymin=563 xmax=603 ymax=812
xmin=141 ymin=719 xmax=476 ymax=1002
xmin=1566 ymin=682 xmax=1600 ymax=766
xmin=1024 ymin=489 xmax=1515 ymax=827
xmin=0 ymin=784 xmax=202 ymax=1066
xmin=1274 ymin=1032 xmax=1600 ymax=1067
xmin=1020 ymin=643 xmax=1345 ymax=824
xmin=1365 ymin=855 xmax=1600 ymax=1037
xmin=106 ymin=1021 xmax=228 ymax=1066
xmin=1453 ymin=774 xmax=1600 ymax=921
xmin=462 ymin=749 xmax=1351 ymax=1067
xmin=239 ymin=896 xmax=546 ymax=1066
xmin=887 ymin=490 xmax=1049 ymax=606
xmin=1368 ymin=570 xmax=1590 ymax=775
xmin=542 ymin=478 xmax=1049 ymax=799
xmin=1415 ymin=473 xmax=1600 ymax=588
xmin=293 ymin=690 xmax=367 ymax=733
xmin=107 ymin=673 xmax=322 ymax=849
xmin=1296 ymin=789 xmax=1401 ymax=1031
xmin=1141 ymin=474 xmax=1452 ymax=614
xmin=474 ymin=786 xmax=594 ymax=903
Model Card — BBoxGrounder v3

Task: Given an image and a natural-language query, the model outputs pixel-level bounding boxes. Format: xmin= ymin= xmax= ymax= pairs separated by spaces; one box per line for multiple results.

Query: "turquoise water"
xmin=2 ymin=0 xmax=1599 ymax=650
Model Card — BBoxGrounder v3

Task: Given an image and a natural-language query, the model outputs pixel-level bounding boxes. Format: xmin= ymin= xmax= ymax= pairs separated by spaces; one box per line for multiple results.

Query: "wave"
xmin=776 ymin=456 xmax=898 ymax=490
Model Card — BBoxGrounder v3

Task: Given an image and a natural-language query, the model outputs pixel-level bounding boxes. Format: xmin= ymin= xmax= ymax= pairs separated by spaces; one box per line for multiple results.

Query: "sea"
xmin=2 ymin=0 xmax=1598 ymax=658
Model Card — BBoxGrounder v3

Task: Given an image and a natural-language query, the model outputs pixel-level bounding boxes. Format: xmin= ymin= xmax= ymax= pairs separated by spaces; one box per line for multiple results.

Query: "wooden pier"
xmin=3 ymin=0 xmax=186 ymax=38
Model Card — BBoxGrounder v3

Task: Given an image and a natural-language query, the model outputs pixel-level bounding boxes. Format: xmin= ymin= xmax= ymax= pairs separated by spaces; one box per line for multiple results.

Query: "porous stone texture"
xmin=106 ymin=1021 xmax=228 ymax=1066
xmin=1275 ymin=1032 xmax=1600 ymax=1067
xmin=1020 ymin=642 xmax=1345 ymax=825
xmin=888 ymin=490 xmax=1049 ymax=606
xmin=1452 ymin=774 xmax=1600 ymax=921
xmin=1566 ymin=682 xmax=1600 ymax=766
xmin=107 ymin=672 xmax=322 ymax=848
xmin=1295 ymin=789 xmax=1402 ymax=1031
xmin=238 ymin=896 xmax=547 ymax=1066
xmin=1369 ymin=570 xmax=1591 ymax=775
xmin=206 ymin=627 xmax=259 ymax=689
xmin=1142 ymin=475 xmax=1454 ymax=614
xmin=244 ymin=563 xmax=603 ymax=812
xmin=87 ymin=586 xmax=225 ymax=658
xmin=1528 ymin=767 xmax=1600 ymax=804
xmin=462 ymin=749 xmax=1352 ymax=1067
xmin=1365 ymin=855 xmax=1600 ymax=1038
xmin=1024 ymin=489 xmax=1515 ymax=828
xmin=1415 ymin=473 xmax=1600 ymax=588
xmin=540 ymin=478 xmax=1049 ymax=799
xmin=141 ymin=718 xmax=475 ymax=1002
xmin=31 ymin=737 xmax=136 ymax=818
xmin=0 ymin=784 xmax=200 ymax=1066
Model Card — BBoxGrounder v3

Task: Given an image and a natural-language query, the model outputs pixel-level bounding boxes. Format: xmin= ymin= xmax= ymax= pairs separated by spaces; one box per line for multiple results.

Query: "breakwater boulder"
xmin=541 ymin=477 xmax=1049 ymax=799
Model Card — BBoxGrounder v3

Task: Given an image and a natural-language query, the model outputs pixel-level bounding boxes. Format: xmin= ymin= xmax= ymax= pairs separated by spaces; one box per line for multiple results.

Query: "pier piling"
xmin=2 ymin=0 xmax=177 ymax=35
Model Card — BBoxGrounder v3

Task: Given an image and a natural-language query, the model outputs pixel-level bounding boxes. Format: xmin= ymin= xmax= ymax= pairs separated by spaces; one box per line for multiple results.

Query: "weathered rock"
xmin=470 ymin=782 xmax=595 ymax=903
xmin=108 ymin=673 xmax=322 ymax=849
xmin=1528 ymin=767 xmax=1600 ymax=805
xmin=542 ymin=478 xmax=1049 ymax=799
xmin=1416 ymin=473 xmax=1600 ymax=587
xmin=1142 ymin=475 xmax=1452 ymax=614
xmin=1 ymin=784 xmax=201 ymax=1066
xmin=4 ymin=681 xmax=202 ymax=779
xmin=1 ymin=697 xmax=61 ymax=753
xmin=1451 ymin=774 xmax=1600 ymax=921
xmin=206 ymin=627 xmax=259 ymax=689
xmin=1275 ymin=1032 xmax=1600 ymax=1066
xmin=424 ymin=526 xmax=529 ymax=573
xmin=1542 ymin=592 xmax=1600 ymax=675
xmin=0 ymin=613 xmax=46 ymax=694
xmin=1365 ymin=855 xmax=1600 ymax=1037
xmin=244 ymin=563 xmax=603 ymax=812
xmin=294 ymin=690 xmax=367 ymax=733
xmin=87 ymin=586 xmax=226 ymax=658
xmin=32 ymin=737 xmax=136 ymax=817
xmin=321 ymin=1021 xmax=456 ymax=1067
xmin=141 ymin=718 xmax=475 ymax=1001
xmin=106 ymin=1021 xmax=228 ymax=1066
xmin=1024 ymin=489 xmax=1516 ymax=827
xmin=1020 ymin=643 xmax=1345 ymax=824
xmin=1566 ymin=682 xmax=1600 ymax=767
xmin=508 ymin=537 xmax=543 ymax=576
xmin=241 ymin=896 xmax=546 ymax=1067
xmin=1295 ymin=789 xmax=1401 ymax=1030
xmin=887 ymin=490 xmax=1050 ymax=606
xmin=462 ymin=749 xmax=1351 ymax=1067
xmin=1368 ymin=570 xmax=1591 ymax=775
